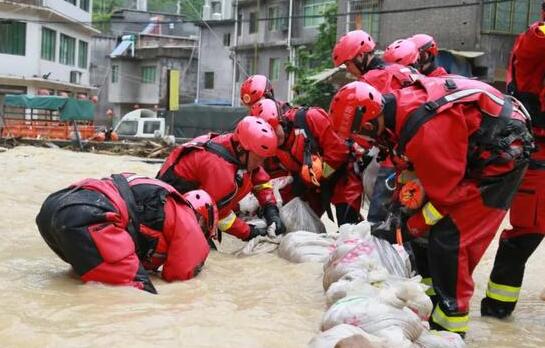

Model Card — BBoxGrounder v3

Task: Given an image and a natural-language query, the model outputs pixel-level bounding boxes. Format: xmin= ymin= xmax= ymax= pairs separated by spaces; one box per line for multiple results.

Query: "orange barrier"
xmin=1 ymin=118 xmax=96 ymax=140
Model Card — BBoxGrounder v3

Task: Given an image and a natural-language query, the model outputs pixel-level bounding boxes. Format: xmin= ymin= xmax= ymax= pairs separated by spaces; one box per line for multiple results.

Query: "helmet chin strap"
xmin=231 ymin=139 xmax=250 ymax=168
xmin=353 ymin=53 xmax=371 ymax=74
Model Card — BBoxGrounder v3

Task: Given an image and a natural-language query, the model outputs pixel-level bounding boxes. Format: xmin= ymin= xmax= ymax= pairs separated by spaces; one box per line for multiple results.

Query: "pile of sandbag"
xmin=278 ymin=231 xmax=336 ymax=263
xmin=308 ymin=221 xmax=466 ymax=348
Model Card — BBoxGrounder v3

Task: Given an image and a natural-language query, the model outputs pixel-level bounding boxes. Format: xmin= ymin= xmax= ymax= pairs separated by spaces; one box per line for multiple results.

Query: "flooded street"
xmin=0 ymin=146 xmax=543 ymax=347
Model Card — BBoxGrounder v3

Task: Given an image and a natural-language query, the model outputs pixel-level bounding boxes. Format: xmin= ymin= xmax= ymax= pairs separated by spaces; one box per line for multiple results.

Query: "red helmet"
xmin=240 ymin=75 xmax=274 ymax=107
xmin=332 ymin=30 xmax=376 ymax=67
xmin=410 ymin=34 xmax=438 ymax=57
xmin=183 ymin=190 xmax=219 ymax=240
xmin=383 ymin=39 xmax=420 ymax=66
xmin=329 ymin=81 xmax=384 ymax=146
xmin=234 ymin=116 xmax=277 ymax=157
xmin=249 ymin=98 xmax=281 ymax=128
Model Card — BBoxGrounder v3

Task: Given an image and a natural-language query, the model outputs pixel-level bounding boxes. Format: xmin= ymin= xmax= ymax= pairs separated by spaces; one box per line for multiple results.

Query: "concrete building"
xmin=197 ymin=0 xmax=333 ymax=105
xmin=105 ymin=8 xmax=199 ymax=117
xmin=336 ymin=0 xmax=542 ymax=86
xmin=0 ymin=0 xmax=98 ymax=108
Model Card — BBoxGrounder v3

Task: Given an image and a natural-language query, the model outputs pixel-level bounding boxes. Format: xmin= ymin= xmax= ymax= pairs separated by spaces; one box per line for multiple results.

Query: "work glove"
xmin=263 ymin=204 xmax=286 ymax=236
xmin=246 ymin=224 xmax=269 ymax=241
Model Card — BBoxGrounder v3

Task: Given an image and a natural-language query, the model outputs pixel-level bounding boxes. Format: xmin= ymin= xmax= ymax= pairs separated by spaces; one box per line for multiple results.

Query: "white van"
xmin=113 ymin=109 xmax=166 ymax=139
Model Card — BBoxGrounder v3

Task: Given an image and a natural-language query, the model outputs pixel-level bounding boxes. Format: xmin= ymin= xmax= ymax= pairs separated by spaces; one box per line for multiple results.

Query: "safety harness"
xmin=157 ymin=134 xmax=243 ymax=209
xmin=396 ymin=78 xmax=534 ymax=176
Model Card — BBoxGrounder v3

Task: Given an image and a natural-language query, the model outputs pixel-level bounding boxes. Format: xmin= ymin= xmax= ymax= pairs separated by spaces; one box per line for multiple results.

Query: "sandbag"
xmin=278 ymin=231 xmax=336 ymax=263
xmin=323 ymin=223 xmax=412 ymax=290
xmin=321 ymin=296 xmax=424 ymax=345
xmin=363 ymin=148 xmax=381 ymax=200
xmin=415 ymin=330 xmax=466 ymax=348
xmin=238 ymin=176 xmax=293 ymax=216
xmin=280 ymin=197 xmax=326 ymax=234
xmin=308 ymin=324 xmax=386 ymax=348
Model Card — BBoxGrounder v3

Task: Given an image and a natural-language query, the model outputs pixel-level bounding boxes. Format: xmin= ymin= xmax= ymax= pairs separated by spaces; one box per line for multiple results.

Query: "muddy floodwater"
xmin=0 ymin=146 xmax=543 ymax=347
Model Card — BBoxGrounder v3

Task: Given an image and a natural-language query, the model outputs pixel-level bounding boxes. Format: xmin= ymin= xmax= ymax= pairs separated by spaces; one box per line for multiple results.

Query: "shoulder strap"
xmin=293 ymin=107 xmax=319 ymax=152
xmin=110 ymin=174 xmax=144 ymax=257
xmin=204 ymin=140 xmax=241 ymax=166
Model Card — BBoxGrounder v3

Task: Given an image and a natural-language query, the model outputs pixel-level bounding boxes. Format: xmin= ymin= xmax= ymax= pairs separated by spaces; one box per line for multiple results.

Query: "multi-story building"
xmin=104 ymin=8 xmax=199 ymax=117
xmin=0 ymin=0 xmax=98 ymax=109
xmin=336 ymin=0 xmax=542 ymax=86
xmin=198 ymin=0 xmax=333 ymax=105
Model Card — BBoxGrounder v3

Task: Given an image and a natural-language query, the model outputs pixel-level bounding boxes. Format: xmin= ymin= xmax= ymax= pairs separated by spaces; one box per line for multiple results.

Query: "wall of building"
xmin=198 ymin=22 xmax=234 ymax=104
xmin=90 ymin=35 xmax=117 ymax=126
xmin=0 ymin=6 xmax=94 ymax=87
xmin=44 ymin=0 xmax=92 ymax=23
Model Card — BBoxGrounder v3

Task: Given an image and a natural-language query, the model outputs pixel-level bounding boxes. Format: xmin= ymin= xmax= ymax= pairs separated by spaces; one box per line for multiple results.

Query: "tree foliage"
xmin=287 ymin=4 xmax=337 ymax=110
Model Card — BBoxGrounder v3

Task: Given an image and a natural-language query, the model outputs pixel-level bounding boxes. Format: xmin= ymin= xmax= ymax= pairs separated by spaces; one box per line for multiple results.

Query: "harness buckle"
xmin=424 ymin=101 xmax=440 ymax=112
xmin=444 ymin=79 xmax=457 ymax=90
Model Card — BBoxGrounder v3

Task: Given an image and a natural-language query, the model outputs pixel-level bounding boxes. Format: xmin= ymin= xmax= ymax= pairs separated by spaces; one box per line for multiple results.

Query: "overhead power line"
xmin=0 ymin=0 xmax=522 ymax=26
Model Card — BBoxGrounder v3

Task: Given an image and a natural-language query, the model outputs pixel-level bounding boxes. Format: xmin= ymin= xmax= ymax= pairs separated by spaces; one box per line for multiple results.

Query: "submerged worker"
xmin=157 ymin=116 xmax=286 ymax=241
xmin=329 ymin=77 xmax=533 ymax=336
xmin=36 ymin=174 xmax=218 ymax=294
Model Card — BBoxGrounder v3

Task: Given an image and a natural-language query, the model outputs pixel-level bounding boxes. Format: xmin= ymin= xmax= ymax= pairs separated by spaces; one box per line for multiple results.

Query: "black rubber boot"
xmin=480 ymin=297 xmax=515 ymax=319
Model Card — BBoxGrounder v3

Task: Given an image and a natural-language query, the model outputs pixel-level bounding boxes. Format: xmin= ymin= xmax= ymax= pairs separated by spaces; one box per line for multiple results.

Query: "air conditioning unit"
xmin=70 ymin=71 xmax=82 ymax=84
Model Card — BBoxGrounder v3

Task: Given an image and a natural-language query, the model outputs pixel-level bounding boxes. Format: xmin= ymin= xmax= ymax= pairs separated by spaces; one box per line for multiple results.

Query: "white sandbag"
xmin=308 ymin=324 xmax=386 ymax=348
xmin=363 ymin=148 xmax=381 ymax=200
xmin=415 ymin=330 xmax=466 ymax=348
xmin=280 ymin=197 xmax=327 ymax=234
xmin=323 ymin=234 xmax=412 ymax=290
xmin=235 ymin=235 xmax=280 ymax=256
xmin=322 ymin=296 xmax=424 ymax=345
xmin=278 ymin=231 xmax=336 ymax=263
xmin=238 ymin=176 xmax=293 ymax=216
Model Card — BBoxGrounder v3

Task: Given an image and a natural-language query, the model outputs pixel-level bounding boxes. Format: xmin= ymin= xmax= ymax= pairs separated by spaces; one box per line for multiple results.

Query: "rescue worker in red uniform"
xmin=157 ymin=116 xmax=285 ymax=241
xmin=383 ymin=37 xmax=448 ymax=77
xmin=481 ymin=9 xmax=545 ymax=318
xmin=240 ymin=74 xmax=275 ymax=108
xmin=332 ymin=30 xmax=422 ymax=224
xmin=250 ymin=98 xmax=364 ymax=224
xmin=410 ymin=34 xmax=448 ymax=77
xmin=36 ymin=174 xmax=218 ymax=294
xmin=329 ymin=78 xmax=533 ymax=336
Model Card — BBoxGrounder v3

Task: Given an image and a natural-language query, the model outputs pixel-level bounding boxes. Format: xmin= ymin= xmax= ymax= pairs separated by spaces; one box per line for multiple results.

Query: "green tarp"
xmin=162 ymin=104 xmax=248 ymax=138
xmin=4 ymin=95 xmax=95 ymax=121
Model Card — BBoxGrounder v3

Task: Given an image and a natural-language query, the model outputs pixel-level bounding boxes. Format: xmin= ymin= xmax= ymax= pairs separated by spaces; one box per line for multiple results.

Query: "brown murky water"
xmin=0 ymin=146 xmax=543 ymax=347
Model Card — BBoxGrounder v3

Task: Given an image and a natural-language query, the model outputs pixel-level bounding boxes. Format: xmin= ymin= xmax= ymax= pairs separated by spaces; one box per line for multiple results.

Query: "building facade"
xmin=0 ymin=0 xmax=98 ymax=109
xmin=102 ymin=8 xmax=199 ymax=118
xmin=198 ymin=0 xmax=333 ymax=105
xmin=336 ymin=0 xmax=542 ymax=85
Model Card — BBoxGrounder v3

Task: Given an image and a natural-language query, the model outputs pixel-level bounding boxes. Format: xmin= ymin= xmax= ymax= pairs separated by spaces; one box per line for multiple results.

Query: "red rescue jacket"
xmin=73 ymin=174 xmax=209 ymax=282
xmin=507 ymin=21 xmax=545 ymax=128
xmin=360 ymin=57 xmax=421 ymax=94
xmin=385 ymin=76 xmax=532 ymax=216
xmin=157 ymin=133 xmax=276 ymax=240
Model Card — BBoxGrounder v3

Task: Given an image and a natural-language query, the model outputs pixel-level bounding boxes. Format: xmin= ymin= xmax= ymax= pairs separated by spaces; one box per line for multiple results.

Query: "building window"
xmin=269 ymin=58 xmax=281 ymax=81
xmin=348 ymin=0 xmax=380 ymax=38
xmin=483 ymin=0 xmax=542 ymax=34
xmin=78 ymin=40 xmax=88 ymax=69
xmin=0 ymin=21 xmax=26 ymax=56
xmin=65 ymin=0 xmax=76 ymax=5
xmin=268 ymin=7 xmax=280 ymax=31
xmin=211 ymin=1 xmax=222 ymax=14
xmin=59 ymin=34 xmax=76 ymax=66
xmin=80 ymin=0 xmax=90 ymax=12
xmin=41 ymin=28 xmax=56 ymax=61
xmin=303 ymin=0 xmax=335 ymax=27
xmin=141 ymin=66 xmax=157 ymax=84
xmin=204 ymin=72 xmax=214 ymax=89
xmin=223 ymin=33 xmax=231 ymax=46
xmin=237 ymin=14 xmax=242 ymax=36
xmin=111 ymin=65 xmax=119 ymax=83
xmin=249 ymin=12 xmax=258 ymax=33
